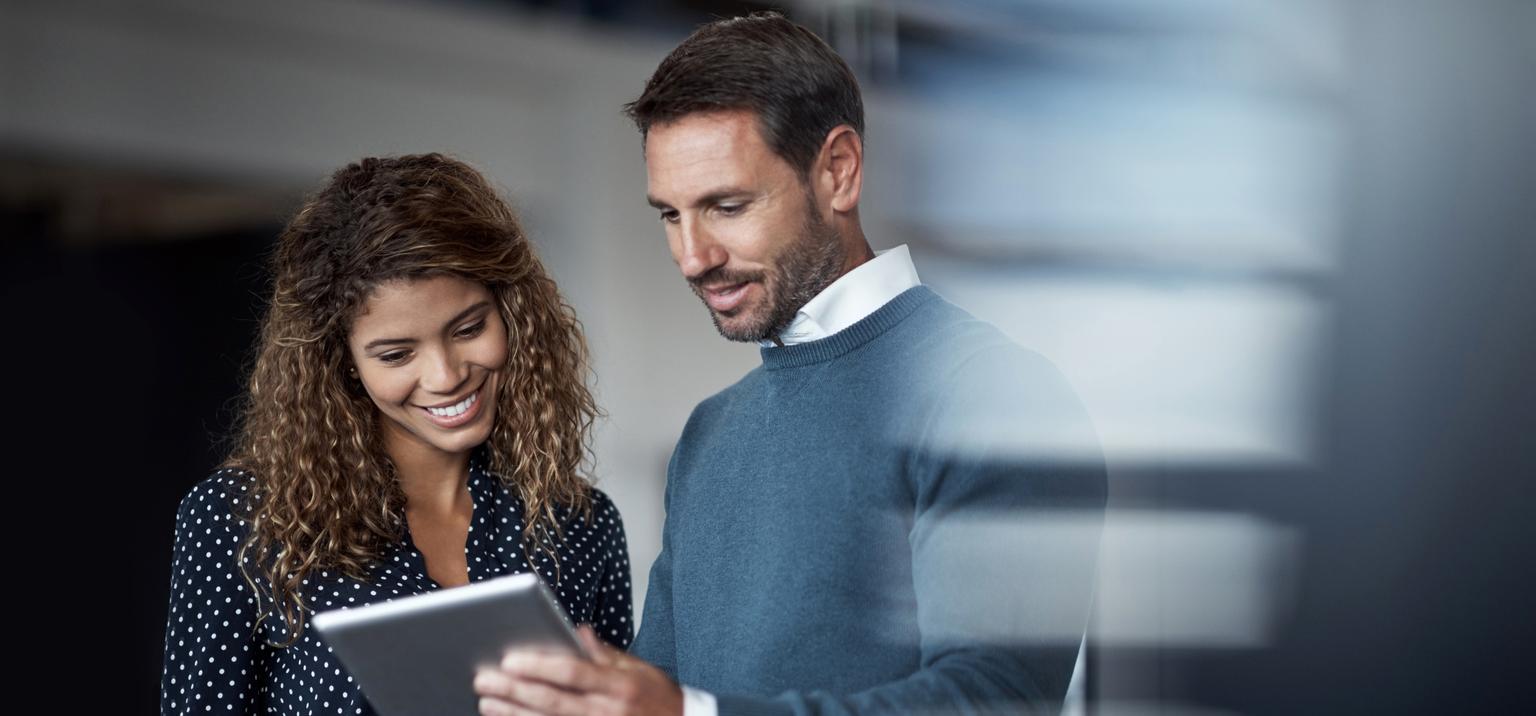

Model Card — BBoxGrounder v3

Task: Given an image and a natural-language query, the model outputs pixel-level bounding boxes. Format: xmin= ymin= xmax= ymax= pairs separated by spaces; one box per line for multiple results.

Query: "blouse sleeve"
xmin=590 ymin=493 xmax=634 ymax=650
xmin=161 ymin=471 xmax=266 ymax=715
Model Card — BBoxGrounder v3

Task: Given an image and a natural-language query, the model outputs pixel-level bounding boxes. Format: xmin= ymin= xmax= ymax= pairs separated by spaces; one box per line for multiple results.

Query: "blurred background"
xmin=4 ymin=0 xmax=1533 ymax=713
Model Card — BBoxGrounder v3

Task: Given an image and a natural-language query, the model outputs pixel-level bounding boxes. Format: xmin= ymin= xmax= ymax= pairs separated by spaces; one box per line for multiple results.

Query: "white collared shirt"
xmin=761 ymin=244 xmax=923 ymax=348
xmin=681 ymin=245 xmax=921 ymax=716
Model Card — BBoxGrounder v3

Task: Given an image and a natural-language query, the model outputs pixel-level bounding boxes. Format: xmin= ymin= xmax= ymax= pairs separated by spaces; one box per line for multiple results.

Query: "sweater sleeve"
xmin=713 ymin=345 xmax=1107 ymax=716
xmin=629 ymin=447 xmax=681 ymax=674
xmin=161 ymin=471 xmax=266 ymax=715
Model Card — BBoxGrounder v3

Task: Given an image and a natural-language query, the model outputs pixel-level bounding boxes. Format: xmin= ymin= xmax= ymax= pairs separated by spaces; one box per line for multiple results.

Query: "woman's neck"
xmin=387 ymin=436 xmax=474 ymax=519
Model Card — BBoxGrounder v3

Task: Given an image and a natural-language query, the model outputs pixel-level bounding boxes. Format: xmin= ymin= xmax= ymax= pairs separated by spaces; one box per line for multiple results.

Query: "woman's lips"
xmin=418 ymin=387 xmax=484 ymax=428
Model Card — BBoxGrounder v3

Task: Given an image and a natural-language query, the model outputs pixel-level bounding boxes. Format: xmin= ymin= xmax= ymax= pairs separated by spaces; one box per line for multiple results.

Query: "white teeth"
xmin=427 ymin=391 xmax=477 ymax=418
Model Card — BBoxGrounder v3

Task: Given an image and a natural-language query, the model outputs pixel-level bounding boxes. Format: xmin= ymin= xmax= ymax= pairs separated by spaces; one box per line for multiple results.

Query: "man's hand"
xmin=475 ymin=625 xmax=684 ymax=716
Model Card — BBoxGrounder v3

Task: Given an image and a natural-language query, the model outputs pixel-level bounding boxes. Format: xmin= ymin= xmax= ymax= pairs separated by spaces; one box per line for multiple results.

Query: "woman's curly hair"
xmin=225 ymin=153 xmax=597 ymax=645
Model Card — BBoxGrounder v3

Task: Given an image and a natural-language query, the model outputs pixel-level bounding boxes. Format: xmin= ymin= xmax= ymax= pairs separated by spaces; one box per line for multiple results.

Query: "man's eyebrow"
xmin=361 ymin=301 xmax=492 ymax=352
xmin=647 ymin=187 xmax=751 ymax=211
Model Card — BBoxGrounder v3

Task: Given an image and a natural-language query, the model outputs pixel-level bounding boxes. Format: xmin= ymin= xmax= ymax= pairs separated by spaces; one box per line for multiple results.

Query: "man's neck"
xmin=764 ymin=242 xmax=922 ymax=348
xmin=840 ymin=240 xmax=875 ymax=277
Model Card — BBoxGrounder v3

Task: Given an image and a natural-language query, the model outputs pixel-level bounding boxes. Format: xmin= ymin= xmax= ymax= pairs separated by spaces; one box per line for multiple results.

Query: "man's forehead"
xmin=647 ymin=110 xmax=764 ymax=158
xmin=644 ymin=110 xmax=781 ymax=201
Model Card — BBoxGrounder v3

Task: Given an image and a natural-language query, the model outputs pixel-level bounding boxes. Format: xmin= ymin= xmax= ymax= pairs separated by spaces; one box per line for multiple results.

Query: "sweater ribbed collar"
xmin=759 ymin=286 xmax=937 ymax=371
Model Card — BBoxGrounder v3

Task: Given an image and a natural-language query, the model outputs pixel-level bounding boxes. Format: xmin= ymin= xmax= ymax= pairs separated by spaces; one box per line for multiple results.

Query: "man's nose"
xmin=675 ymin=218 xmax=728 ymax=280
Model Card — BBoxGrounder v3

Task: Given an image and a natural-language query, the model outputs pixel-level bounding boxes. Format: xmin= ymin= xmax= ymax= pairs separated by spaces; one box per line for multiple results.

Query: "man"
xmin=476 ymin=12 xmax=1106 ymax=716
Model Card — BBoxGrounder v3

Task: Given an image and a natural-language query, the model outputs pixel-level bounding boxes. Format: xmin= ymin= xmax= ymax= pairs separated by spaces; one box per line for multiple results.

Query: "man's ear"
xmin=815 ymin=125 xmax=863 ymax=214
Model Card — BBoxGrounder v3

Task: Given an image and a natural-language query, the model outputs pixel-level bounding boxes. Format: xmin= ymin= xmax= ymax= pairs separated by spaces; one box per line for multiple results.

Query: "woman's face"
xmin=347 ymin=275 xmax=508 ymax=463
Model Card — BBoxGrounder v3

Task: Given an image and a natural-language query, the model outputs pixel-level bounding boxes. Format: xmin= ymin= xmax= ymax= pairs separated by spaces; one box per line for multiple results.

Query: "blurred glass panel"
xmin=924 ymin=264 xmax=1327 ymax=466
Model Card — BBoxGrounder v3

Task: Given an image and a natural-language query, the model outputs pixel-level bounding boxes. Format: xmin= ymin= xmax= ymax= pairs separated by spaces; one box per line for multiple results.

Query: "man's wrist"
xmin=681 ymin=685 xmax=718 ymax=716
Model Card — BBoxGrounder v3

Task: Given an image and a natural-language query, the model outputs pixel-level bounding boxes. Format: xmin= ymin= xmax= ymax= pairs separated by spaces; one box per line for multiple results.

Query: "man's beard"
xmin=688 ymin=197 xmax=845 ymax=343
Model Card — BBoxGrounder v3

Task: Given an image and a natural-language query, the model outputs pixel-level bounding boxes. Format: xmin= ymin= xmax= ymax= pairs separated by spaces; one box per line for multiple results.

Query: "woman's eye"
xmin=378 ymin=351 xmax=410 ymax=365
xmin=456 ymin=320 xmax=487 ymax=339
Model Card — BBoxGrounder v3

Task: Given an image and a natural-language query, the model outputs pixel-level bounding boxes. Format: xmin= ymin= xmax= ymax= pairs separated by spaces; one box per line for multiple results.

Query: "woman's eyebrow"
xmin=445 ymin=301 xmax=493 ymax=327
xmin=362 ymin=301 xmax=492 ymax=352
xmin=363 ymin=336 xmax=413 ymax=352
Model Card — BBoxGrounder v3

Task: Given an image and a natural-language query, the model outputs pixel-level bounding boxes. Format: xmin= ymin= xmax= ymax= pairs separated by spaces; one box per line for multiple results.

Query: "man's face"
xmin=645 ymin=109 xmax=844 ymax=342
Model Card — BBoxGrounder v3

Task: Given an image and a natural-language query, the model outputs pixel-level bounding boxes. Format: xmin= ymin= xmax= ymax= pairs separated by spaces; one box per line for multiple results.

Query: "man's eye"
xmin=717 ymin=203 xmax=744 ymax=216
xmin=659 ymin=211 xmax=679 ymax=224
xmin=456 ymin=320 xmax=487 ymax=339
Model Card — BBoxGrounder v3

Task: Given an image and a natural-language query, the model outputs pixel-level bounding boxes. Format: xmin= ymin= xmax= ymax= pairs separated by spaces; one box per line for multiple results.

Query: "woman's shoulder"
xmin=174 ymin=466 xmax=258 ymax=531
xmin=586 ymin=485 xmax=618 ymax=515
xmin=529 ymin=483 xmax=624 ymax=541
xmin=581 ymin=485 xmax=626 ymax=539
xmin=481 ymin=461 xmax=622 ymax=526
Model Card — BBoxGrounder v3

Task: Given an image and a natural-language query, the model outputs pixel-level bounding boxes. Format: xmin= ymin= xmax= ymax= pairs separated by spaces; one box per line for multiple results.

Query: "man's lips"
xmin=700 ymin=281 xmax=752 ymax=313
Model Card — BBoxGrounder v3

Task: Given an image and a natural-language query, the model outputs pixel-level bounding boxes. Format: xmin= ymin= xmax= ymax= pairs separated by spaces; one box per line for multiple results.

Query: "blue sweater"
xmin=632 ymin=287 xmax=1106 ymax=716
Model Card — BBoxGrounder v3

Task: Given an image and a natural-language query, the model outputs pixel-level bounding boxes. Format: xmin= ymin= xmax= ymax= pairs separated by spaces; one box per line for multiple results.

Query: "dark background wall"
xmin=5 ymin=218 xmax=275 ymax=709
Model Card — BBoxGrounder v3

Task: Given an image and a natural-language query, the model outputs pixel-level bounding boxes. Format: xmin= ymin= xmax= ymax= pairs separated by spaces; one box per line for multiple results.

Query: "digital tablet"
xmin=312 ymin=572 xmax=585 ymax=716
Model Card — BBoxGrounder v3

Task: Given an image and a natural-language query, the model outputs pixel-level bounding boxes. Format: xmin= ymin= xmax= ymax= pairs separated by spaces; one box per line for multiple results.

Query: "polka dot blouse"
xmin=160 ymin=452 xmax=633 ymax=715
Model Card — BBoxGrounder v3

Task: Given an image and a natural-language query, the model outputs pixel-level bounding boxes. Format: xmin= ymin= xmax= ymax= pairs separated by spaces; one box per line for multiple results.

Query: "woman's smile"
xmin=350 ymin=275 xmax=509 ymax=460
xmin=417 ymin=385 xmax=486 ymax=428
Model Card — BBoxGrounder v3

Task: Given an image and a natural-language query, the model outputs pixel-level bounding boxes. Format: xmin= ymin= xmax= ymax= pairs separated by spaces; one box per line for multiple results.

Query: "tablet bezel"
xmin=313 ymin=572 xmax=584 ymax=716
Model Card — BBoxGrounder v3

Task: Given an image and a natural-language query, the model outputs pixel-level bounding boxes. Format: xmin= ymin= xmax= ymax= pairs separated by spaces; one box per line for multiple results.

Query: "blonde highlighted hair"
xmin=225 ymin=154 xmax=597 ymax=644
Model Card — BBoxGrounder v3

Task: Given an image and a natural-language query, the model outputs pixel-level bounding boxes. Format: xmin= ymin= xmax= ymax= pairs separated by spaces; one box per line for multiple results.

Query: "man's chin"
xmin=710 ymin=310 xmax=773 ymax=343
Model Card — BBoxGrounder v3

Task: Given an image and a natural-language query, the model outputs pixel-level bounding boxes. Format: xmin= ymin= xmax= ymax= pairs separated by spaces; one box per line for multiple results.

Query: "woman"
xmin=160 ymin=154 xmax=631 ymax=715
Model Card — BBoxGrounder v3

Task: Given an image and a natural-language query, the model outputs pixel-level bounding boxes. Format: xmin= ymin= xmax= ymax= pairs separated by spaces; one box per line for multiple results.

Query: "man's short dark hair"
xmin=623 ymin=12 xmax=865 ymax=176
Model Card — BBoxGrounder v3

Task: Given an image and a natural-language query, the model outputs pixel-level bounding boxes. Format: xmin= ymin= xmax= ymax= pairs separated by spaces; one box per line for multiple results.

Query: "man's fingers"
xmin=500 ymin=651 xmax=605 ymax=692
xmin=474 ymin=668 xmax=517 ymax=699
xmin=474 ymin=670 xmax=544 ymax=716
xmin=495 ymin=676 xmax=591 ymax=716
xmin=577 ymin=625 xmax=616 ymax=667
xmin=478 ymin=695 xmax=541 ymax=716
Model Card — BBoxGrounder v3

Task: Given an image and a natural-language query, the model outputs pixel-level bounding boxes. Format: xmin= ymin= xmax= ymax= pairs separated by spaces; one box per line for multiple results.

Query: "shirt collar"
xmin=763 ymin=244 xmax=922 ymax=347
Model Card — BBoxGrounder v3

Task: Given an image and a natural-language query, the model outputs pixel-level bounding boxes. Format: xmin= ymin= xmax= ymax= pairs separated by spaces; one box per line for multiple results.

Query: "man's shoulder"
xmin=895 ymin=290 xmax=1102 ymax=452
xmin=890 ymin=288 xmax=1048 ymax=381
xmin=681 ymin=364 xmax=768 ymax=425
xmin=680 ymin=288 xmax=1050 ymax=407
